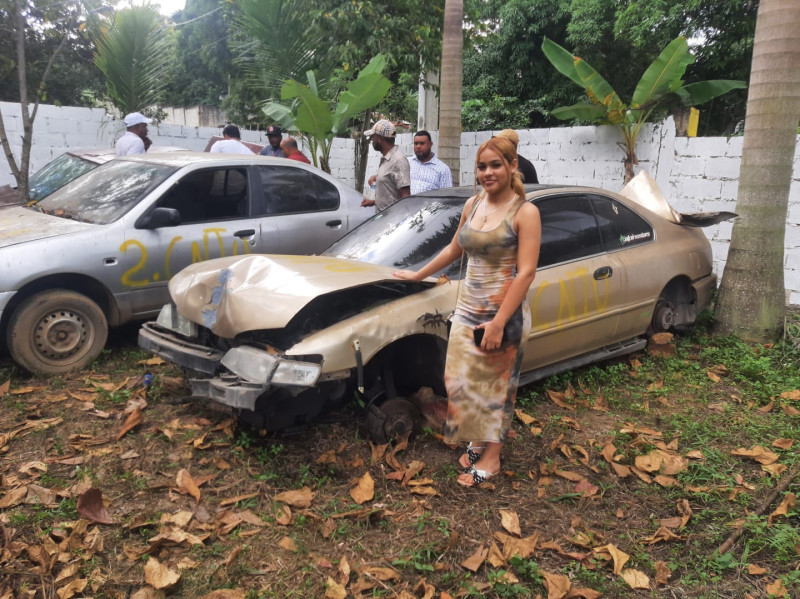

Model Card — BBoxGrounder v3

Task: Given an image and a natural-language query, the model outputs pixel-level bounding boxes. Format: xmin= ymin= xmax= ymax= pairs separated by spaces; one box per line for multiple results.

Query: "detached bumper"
xmin=139 ymin=322 xmax=223 ymax=374
xmin=138 ymin=321 xmax=322 ymax=412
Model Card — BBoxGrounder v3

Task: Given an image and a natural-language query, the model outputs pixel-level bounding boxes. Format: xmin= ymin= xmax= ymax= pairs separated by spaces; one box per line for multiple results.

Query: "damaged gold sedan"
xmin=139 ymin=172 xmax=733 ymax=440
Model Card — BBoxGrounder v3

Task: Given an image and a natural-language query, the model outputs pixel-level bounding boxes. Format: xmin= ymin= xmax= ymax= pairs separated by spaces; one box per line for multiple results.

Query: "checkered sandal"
xmin=458 ymin=443 xmax=485 ymax=469
xmin=458 ymin=465 xmax=499 ymax=487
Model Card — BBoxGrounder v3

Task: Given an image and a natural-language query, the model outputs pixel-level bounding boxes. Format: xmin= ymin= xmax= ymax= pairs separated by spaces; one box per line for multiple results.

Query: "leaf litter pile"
xmin=0 ymin=330 xmax=799 ymax=598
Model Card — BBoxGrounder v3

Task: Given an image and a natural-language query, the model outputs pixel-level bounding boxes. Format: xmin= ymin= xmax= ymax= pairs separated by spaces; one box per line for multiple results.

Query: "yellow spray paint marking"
xmin=120 ymin=239 xmax=150 ymax=287
xmin=120 ymin=228 xmax=251 ymax=287
xmin=531 ymin=268 xmax=612 ymax=328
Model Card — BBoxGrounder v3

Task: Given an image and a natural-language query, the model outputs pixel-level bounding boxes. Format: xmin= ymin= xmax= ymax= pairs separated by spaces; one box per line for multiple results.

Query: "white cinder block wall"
xmin=2 ymin=102 xmax=798 ymax=304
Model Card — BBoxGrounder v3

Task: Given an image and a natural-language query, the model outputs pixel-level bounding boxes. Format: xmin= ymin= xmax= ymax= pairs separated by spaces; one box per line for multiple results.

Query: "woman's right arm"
xmin=393 ymin=196 xmax=477 ymax=281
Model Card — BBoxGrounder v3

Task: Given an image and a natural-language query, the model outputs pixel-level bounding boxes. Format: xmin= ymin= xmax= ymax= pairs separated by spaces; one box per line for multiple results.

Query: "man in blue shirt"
xmin=409 ymin=130 xmax=453 ymax=194
xmin=259 ymin=125 xmax=285 ymax=158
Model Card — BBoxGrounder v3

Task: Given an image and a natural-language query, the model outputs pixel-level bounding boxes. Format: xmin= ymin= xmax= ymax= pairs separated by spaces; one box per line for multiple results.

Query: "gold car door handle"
xmin=594 ymin=266 xmax=613 ymax=280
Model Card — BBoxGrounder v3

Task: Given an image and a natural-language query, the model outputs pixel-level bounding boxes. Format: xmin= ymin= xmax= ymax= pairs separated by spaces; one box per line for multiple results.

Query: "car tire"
xmin=7 ymin=289 xmax=108 ymax=375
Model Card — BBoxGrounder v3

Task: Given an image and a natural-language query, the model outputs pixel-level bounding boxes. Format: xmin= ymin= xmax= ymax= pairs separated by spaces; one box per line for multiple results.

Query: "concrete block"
xmin=787 ymin=201 xmax=800 ymax=225
xmin=567 ymin=126 xmax=597 ymax=145
xmin=707 ymin=156 xmax=741 ymax=180
xmin=529 ymin=129 xmax=549 ymax=145
xmin=720 ymin=179 xmax=740 ymax=201
xmin=0 ymin=102 xmax=23 ymax=120
xmin=786 ymin=223 xmax=800 ymax=248
xmin=673 ymin=156 xmax=705 ymax=177
xmin=460 ymin=131 xmax=476 ymax=146
xmin=594 ymin=125 xmax=619 ymax=145
xmin=673 ymin=137 xmax=689 ymax=155
xmin=699 ymin=198 xmax=738 ymax=214
xmin=725 ymin=136 xmax=744 ymax=157
xmin=679 ymin=177 xmax=722 ymax=201
xmin=716 ymin=220 xmax=734 ymax=241
xmin=548 ymin=127 xmax=574 ymax=144
xmin=710 ymin=239 xmax=730 ymax=262
xmin=785 ymin=248 xmax=800 ymax=267
xmin=686 ymin=137 xmax=727 ymax=158
xmin=785 ymin=267 xmax=800 ymax=292
xmin=790 ymin=290 xmax=800 ymax=306
xmin=474 ymin=130 xmax=492 ymax=145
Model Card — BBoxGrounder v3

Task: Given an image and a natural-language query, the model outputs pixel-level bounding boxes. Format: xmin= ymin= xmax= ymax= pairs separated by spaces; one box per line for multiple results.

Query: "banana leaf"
xmin=631 ymin=37 xmax=694 ymax=109
xmin=674 ymin=80 xmax=747 ymax=106
xmin=550 ymin=103 xmax=609 ymax=122
xmin=262 ymin=102 xmax=296 ymax=131
xmin=541 ymin=37 xmax=585 ymax=89
xmin=574 ymin=59 xmax=626 ymax=116
xmin=281 ymin=80 xmax=333 ymax=141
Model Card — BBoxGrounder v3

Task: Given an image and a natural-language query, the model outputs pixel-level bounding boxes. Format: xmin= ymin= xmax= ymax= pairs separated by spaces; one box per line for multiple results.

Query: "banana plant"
xmin=263 ymin=55 xmax=391 ymax=173
xmin=542 ymin=36 xmax=746 ymax=183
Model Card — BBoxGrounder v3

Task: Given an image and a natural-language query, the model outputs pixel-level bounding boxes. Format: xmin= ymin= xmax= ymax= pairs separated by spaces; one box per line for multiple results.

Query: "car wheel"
xmin=650 ymin=300 xmax=677 ymax=333
xmin=7 ymin=290 xmax=108 ymax=375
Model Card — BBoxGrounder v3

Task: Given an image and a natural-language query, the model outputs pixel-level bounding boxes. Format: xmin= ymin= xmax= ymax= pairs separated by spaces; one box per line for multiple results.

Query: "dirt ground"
xmin=0 ymin=326 xmax=798 ymax=599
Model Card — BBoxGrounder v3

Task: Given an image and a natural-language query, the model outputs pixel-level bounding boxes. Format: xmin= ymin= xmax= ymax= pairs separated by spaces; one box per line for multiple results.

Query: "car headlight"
xmin=156 ymin=303 xmax=197 ymax=338
xmin=221 ymin=346 xmax=321 ymax=387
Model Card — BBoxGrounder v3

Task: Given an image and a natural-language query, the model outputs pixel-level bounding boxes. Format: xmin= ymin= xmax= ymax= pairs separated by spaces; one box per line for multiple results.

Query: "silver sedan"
xmin=0 ymin=152 xmax=371 ymax=374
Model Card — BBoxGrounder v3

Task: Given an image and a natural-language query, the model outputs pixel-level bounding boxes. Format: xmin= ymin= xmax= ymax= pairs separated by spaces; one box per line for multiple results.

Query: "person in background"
xmin=361 ymin=119 xmax=410 ymax=212
xmin=259 ymin=125 xmax=285 ymax=158
xmin=410 ymin=130 xmax=453 ymax=194
xmin=116 ymin=112 xmax=152 ymax=157
xmin=281 ymin=137 xmax=311 ymax=164
xmin=393 ymin=137 xmax=541 ymax=487
xmin=496 ymin=129 xmax=538 ymax=184
xmin=209 ymin=125 xmax=254 ymax=154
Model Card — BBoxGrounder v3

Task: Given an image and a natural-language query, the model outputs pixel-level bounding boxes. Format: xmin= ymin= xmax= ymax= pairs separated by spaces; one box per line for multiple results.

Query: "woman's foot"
xmin=458 ymin=442 xmax=485 ymax=469
xmin=457 ymin=465 xmax=500 ymax=487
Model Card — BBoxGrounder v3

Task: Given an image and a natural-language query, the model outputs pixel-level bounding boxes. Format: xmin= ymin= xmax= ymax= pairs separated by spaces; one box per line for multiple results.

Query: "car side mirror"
xmin=138 ymin=207 xmax=181 ymax=229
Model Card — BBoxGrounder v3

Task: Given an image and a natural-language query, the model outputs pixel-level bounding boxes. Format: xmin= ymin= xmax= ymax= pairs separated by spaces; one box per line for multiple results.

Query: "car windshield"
xmin=325 ymin=192 xmax=467 ymax=276
xmin=35 ymin=159 xmax=177 ymax=224
xmin=28 ymin=153 xmax=99 ymax=202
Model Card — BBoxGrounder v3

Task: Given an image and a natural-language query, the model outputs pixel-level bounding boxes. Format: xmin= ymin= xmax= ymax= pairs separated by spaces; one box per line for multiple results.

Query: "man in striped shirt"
xmin=409 ymin=130 xmax=453 ymax=195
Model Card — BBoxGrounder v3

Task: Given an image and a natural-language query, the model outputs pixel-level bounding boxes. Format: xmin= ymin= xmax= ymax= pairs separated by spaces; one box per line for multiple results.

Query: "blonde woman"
xmin=394 ymin=137 xmax=541 ymax=487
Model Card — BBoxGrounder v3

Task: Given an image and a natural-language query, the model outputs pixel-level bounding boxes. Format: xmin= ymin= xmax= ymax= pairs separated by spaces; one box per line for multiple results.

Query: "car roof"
xmin=66 ymin=146 xmax=188 ymax=165
xmin=114 ymin=152 xmax=305 ymax=168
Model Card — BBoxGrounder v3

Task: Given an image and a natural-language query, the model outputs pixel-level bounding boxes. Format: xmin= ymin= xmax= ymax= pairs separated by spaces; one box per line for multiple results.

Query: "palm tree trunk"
xmin=715 ymin=0 xmax=800 ymax=340
xmin=438 ymin=0 xmax=462 ymax=185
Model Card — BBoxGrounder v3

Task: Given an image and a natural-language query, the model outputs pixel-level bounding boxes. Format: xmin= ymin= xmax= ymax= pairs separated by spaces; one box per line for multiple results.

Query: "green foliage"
xmin=93 ymin=6 xmax=173 ymax=115
xmin=263 ymin=55 xmax=390 ymax=172
xmin=542 ymin=35 xmax=746 ymax=182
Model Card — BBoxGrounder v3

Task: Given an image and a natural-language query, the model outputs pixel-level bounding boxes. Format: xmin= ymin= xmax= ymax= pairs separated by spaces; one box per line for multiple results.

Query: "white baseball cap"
xmin=124 ymin=112 xmax=152 ymax=127
xmin=364 ymin=119 xmax=396 ymax=138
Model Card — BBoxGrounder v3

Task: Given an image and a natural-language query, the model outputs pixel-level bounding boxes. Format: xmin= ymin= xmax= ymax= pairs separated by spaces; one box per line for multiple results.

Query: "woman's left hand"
xmin=477 ymin=320 xmax=504 ymax=351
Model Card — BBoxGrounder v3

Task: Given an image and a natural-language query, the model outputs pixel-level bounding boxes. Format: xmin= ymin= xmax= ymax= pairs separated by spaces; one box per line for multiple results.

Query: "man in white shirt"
xmin=116 ymin=112 xmax=152 ymax=156
xmin=209 ymin=125 xmax=254 ymax=154
xmin=409 ymin=130 xmax=453 ymax=194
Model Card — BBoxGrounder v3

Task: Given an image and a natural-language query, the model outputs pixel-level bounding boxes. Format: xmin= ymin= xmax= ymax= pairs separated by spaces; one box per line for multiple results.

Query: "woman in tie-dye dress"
xmin=394 ymin=137 xmax=541 ymax=487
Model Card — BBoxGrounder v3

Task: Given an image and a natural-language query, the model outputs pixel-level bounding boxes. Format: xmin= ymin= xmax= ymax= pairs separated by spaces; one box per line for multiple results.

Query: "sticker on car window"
xmin=619 ymin=231 xmax=651 ymax=244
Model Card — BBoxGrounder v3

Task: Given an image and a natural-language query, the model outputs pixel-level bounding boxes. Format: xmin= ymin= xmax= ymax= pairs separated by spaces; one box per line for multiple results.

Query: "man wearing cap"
xmin=409 ymin=130 xmax=452 ymax=194
xmin=361 ymin=119 xmax=410 ymax=212
xmin=210 ymin=124 xmax=254 ymax=154
xmin=116 ymin=112 xmax=152 ymax=157
xmin=259 ymin=125 xmax=285 ymax=158
xmin=496 ymin=129 xmax=539 ymax=184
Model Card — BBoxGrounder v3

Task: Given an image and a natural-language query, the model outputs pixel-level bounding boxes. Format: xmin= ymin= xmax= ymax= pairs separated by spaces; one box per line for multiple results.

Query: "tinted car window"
xmin=36 ymin=160 xmax=177 ymax=224
xmin=159 ymin=168 xmax=248 ymax=223
xmin=28 ymin=153 xmax=98 ymax=202
xmin=590 ymin=194 xmax=654 ymax=250
xmin=255 ymin=166 xmax=339 ymax=215
xmin=326 ymin=195 xmax=464 ymax=277
xmin=536 ymin=195 xmax=603 ymax=268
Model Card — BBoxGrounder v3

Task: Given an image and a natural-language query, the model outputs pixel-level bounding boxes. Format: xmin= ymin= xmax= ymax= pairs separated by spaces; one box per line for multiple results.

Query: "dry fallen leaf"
xmin=324 ymin=577 xmax=347 ymax=599
xmin=275 ymin=487 xmax=314 ymax=508
xmin=542 ymin=570 xmax=571 ymax=599
xmin=76 ymin=488 xmax=113 ymax=524
xmin=499 ymin=509 xmax=521 ymax=536
xmin=116 ymin=408 xmax=143 ymax=440
xmin=654 ymin=561 xmax=671 ymax=586
xmin=621 ymin=568 xmax=650 ymax=589
xmin=350 ymin=472 xmax=374 ymax=505
xmin=143 ymin=557 xmax=180 ymax=590
xmin=176 ymin=469 xmax=201 ymax=502
xmin=730 ymin=446 xmax=779 ymax=465
xmin=768 ymin=493 xmax=796 ymax=525
xmin=747 ymin=564 xmax=767 ymax=575
xmin=461 ymin=544 xmax=488 ymax=572
xmin=278 ymin=536 xmax=298 ymax=552
xmin=593 ymin=544 xmax=629 ymax=575
xmin=765 ymin=579 xmax=788 ymax=597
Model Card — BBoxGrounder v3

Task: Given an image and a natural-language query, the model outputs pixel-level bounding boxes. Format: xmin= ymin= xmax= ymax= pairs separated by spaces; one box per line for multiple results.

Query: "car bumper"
xmin=139 ymin=320 xmax=322 ymax=412
xmin=0 ymin=290 xmax=15 ymax=323
xmin=692 ymin=272 xmax=717 ymax=312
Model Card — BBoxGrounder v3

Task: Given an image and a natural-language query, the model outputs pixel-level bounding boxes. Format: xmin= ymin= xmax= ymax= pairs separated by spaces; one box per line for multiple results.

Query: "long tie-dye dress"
xmin=443 ymin=195 xmax=531 ymax=444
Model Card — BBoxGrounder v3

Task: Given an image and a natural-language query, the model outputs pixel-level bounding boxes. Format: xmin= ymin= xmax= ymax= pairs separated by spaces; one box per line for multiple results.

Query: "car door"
xmin=522 ymin=194 xmax=625 ymax=370
xmin=253 ymin=164 xmax=349 ymax=254
xmin=118 ymin=166 xmax=282 ymax=318
xmin=589 ymin=193 xmax=656 ymax=339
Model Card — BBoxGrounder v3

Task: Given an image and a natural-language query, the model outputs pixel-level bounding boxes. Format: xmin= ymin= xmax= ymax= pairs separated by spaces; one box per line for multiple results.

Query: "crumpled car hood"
xmin=169 ymin=254 xmax=412 ymax=338
xmin=0 ymin=207 xmax=94 ymax=248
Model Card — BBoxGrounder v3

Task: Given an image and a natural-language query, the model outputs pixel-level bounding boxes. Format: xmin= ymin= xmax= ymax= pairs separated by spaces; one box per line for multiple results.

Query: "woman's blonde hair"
xmin=474 ymin=136 xmax=526 ymax=199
